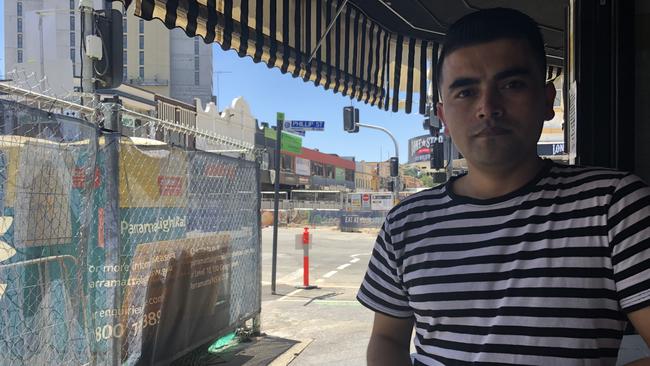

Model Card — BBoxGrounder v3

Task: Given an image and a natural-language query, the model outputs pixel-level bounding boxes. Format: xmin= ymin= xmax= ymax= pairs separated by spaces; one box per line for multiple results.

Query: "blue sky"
xmin=212 ymin=46 xmax=425 ymax=162
xmin=0 ymin=0 xmax=425 ymax=162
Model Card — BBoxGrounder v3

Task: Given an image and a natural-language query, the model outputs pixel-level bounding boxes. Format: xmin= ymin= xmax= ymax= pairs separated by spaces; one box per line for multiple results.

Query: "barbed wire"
xmin=0 ymin=79 xmax=266 ymax=160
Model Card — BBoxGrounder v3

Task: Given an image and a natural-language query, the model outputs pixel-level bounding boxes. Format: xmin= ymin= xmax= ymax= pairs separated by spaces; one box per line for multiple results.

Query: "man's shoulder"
xmin=545 ymin=161 xmax=630 ymax=183
xmin=387 ymin=183 xmax=449 ymax=222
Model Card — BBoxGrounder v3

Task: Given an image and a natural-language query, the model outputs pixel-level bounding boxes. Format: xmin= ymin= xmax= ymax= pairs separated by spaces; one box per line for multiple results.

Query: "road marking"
xmin=278 ymin=268 xmax=303 ymax=284
xmin=315 ymin=278 xmax=324 ymax=283
xmin=323 ymin=271 xmax=337 ymax=278
xmin=336 ymin=263 xmax=351 ymax=270
xmin=278 ymin=288 xmax=303 ymax=302
xmin=350 ymin=258 xmax=360 ymax=263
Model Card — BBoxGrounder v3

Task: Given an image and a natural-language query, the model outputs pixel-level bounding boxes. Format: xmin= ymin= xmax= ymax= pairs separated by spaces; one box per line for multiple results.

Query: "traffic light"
xmin=430 ymin=135 xmax=445 ymax=169
xmin=389 ymin=157 xmax=399 ymax=177
xmin=387 ymin=181 xmax=394 ymax=192
xmin=423 ymin=104 xmax=442 ymax=136
xmin=93 ymin=9 xmax=123 ymax=89
xmin=343 ymin=106 xmax=359 ymax=132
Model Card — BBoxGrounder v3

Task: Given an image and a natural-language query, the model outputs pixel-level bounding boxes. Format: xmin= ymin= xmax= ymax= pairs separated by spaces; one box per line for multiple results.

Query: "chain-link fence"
xmin=0 ymin=91 xmax=261 ymax=365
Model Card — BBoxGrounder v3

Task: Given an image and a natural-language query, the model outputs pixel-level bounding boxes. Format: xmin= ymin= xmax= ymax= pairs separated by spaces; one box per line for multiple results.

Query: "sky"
xmin=211 ymin=46 xmax=426 ymax=162
xmin=0 ymin=0 xmax=427 ymax=162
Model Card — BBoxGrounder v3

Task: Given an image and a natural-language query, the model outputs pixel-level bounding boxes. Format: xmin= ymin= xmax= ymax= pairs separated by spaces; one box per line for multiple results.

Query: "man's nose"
xmin=476 ymin=88 xmax=504 ymax=119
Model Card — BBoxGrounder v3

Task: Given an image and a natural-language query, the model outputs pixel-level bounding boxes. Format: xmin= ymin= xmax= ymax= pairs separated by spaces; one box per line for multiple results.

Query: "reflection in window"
xmin=280 ymin=154 xmax=293 ymax=172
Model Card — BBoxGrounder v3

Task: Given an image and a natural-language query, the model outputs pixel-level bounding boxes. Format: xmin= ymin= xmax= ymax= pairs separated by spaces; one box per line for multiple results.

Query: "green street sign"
xmin=264 ymin=127 xmax=302 ymax=154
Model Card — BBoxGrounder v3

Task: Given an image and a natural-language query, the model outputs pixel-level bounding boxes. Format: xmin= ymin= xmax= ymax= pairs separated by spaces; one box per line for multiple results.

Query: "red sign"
xmin=158 ymin=176 xmax=183 ymax=196
xmin=204 ymin=163 xmax=236 ymax=179
xmin=362 ymin=193 xmax=370 ymax=202
xmin=72 ymin=167 xmax=85 ymax=189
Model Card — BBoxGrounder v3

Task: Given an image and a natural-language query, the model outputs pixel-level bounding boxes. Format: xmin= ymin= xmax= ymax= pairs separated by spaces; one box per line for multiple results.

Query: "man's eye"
xmin=503 ymin=80 xmax=526 ymax=89
xmin=456 ymin=89 xmax=475 ymax=98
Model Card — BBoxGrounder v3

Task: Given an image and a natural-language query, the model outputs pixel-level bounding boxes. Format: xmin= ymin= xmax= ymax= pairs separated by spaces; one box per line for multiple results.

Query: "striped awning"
xmin=119 ymin=0 xmax=562 ymax=115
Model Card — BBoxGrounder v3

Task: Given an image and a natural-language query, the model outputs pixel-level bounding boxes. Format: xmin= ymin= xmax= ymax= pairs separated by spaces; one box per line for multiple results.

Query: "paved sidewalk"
xmin=260 ymin=227 xmax=377 ymax=365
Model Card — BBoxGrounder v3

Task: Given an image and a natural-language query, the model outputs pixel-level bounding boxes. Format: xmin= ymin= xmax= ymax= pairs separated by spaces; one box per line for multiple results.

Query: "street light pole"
xmin=357 ymin=122 xmax=400 ymax=195
xmin=80 ymin=0 xmax=95 ymax=106
xmin=214 ymin=71 xmax=231 ymax=110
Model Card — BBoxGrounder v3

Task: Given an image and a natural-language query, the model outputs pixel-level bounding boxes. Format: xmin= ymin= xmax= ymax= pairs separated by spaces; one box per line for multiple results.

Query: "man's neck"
xmin=453 ymin=156 xmax=545 ymax=200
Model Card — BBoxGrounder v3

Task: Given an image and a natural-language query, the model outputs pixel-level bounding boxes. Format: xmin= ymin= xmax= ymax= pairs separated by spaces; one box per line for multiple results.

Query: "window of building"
xmin=139 ymin=19 xmax=144 ymax=33
xmin=194 ymin=57 xmax=199 ymax=70
xmin=139 ymin=35 xmax=144 ymax=49
xmin=280 ymin=154 xmax=293 ymax=172
xmin=195 ymin=71 xmax=200 ymax=85
xmin=345 ymin=169 xmax=354 ymax=182
xmin=17 ymin=2 xmax=22 ymax=16
xmin=122 ymin=17 xmax=127 ymax=32
xmin=139 ymin=66 xmax=144 ymax=79
xmin=123 ymin=50 xmax=127 ymax=65
xmin=70 ymin=48 xmax=75 ymax=62
xmin=17 ymin=34 xmax=22 ymax=49
xmin=17 ymin=18 xmax=22 ymax=33
xmin=123 ymin=34 xmax=127 ymax=47
xmin=70 ymin=15 xmax=75 ymax=30
xmin=123 ymin=66 xmax=128 ymax=81
xmin=70 ymin=0 xmax=75 ymax=9
xmin=17 ymin=50 xmax=23 ymax=63
xmin=194 ymin=38 xmax=200 ymax=54
xmin=139 ymin=51 xmax=144 ymax=65
xmin=325 ymin=165 xmax=335 ymax=179
xmin=311 ymin=162 xmax=324 ymax=177
xmin=70 ymin=32 xmax=75 ymax=46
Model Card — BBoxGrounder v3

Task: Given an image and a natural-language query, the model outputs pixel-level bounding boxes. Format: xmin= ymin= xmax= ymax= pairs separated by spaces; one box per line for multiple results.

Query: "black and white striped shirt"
xmin=358 ymin=160 xmax=650 ymax=365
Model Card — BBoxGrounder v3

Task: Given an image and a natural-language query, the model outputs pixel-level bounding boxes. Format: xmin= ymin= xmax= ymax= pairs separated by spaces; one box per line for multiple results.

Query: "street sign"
xmin=285 ymin=129 xmax=305 ymax=137
xmin=284 ymin=120 xmax=325 ymax=131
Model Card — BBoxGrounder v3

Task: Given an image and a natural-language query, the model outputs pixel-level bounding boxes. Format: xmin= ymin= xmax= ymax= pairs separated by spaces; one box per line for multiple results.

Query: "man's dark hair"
xmin=436 ymin=8 xmax=547 ymax=89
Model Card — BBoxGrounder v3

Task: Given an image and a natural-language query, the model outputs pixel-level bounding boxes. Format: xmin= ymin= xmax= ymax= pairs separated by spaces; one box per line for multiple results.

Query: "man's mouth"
xmin=474 ymin=126 xmax=511 ymax=137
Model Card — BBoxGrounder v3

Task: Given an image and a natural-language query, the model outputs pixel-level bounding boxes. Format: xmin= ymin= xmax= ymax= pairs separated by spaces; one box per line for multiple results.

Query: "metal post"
xmin=101 ymin=97 xmax=122 ymax=366
xmin=446 ymin=135 xmax=454 ymax=180
xmin=253 ymin=151 xmax=263 ymax=336
xmin=357 ymin=122 xmax=400 ymax=196
xmin=271 ymin=112 xmax=284 ymax=295
xmin=80 ymin=0 xmax=95 ymax=106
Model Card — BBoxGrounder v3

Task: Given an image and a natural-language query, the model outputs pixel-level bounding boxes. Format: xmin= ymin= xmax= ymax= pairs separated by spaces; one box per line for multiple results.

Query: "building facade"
xmin=4 ymin=0 xmax=213 ymax=106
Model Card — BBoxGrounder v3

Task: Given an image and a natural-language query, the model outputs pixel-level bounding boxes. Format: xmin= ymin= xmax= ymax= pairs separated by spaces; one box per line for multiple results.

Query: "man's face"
xmin=437 ymin=38 xmax=556 ymax=170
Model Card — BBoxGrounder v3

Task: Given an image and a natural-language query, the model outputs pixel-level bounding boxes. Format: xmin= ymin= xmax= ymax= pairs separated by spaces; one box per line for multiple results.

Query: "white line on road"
xmin=278 ymin=288 xmax=303 ymax=302
xmin=323 ymin=271 xmax=337 ymax=278
xmin=278 ymin=268 xmax=303 ymax=284
xmin=350 ymin=258 xmax=360 ymax=263
xmin=315 ymin=278 xmax=324 ymax=283
xmin=337 ymin=263 xmax=351 ymax=270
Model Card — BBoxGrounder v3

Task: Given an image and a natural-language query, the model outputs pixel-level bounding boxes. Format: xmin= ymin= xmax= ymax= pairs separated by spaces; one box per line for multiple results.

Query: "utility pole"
xmin=271 ymin=112 xmax=284 ymax=295
xmin=80 ymin=0 xmax=95 ymax=106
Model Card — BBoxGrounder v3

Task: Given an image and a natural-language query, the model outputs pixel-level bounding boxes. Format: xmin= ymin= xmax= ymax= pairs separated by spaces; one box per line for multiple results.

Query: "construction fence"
xmin=0 ymin=95 xmax=261 ymax=365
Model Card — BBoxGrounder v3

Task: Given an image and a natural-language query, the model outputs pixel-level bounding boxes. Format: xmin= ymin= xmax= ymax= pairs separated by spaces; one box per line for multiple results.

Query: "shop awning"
xmin=119 ymin=0 xmax=565 ymax=115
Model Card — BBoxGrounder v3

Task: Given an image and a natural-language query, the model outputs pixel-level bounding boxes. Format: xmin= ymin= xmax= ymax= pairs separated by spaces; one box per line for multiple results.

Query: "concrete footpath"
xmin=260 ymin=226 xmax=377 ymax=366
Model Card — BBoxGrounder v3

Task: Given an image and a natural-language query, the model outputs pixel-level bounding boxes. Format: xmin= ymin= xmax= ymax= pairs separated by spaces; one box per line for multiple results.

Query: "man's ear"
xmin=436 ymin=102 xmax=450 ymax=136
xmin=544 ymin=82 xmax=556 ymax=121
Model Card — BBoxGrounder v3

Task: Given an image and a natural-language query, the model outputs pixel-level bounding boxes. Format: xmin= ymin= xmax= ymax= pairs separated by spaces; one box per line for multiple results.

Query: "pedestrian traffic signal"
xmin=93 ymin=9 xmax=123 ymax=89
xmin=390 ymin=157 xmax=399 ymax=177
xmin=430 ymin=137 xmax=444 ymax=170
xmin=343 ymin=106 xmax=359 ymax=133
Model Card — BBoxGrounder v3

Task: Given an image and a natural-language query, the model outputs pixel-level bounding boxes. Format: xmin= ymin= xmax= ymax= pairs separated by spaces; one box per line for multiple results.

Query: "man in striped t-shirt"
xmin=358 ymin=8 xmax=650 ymax=366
